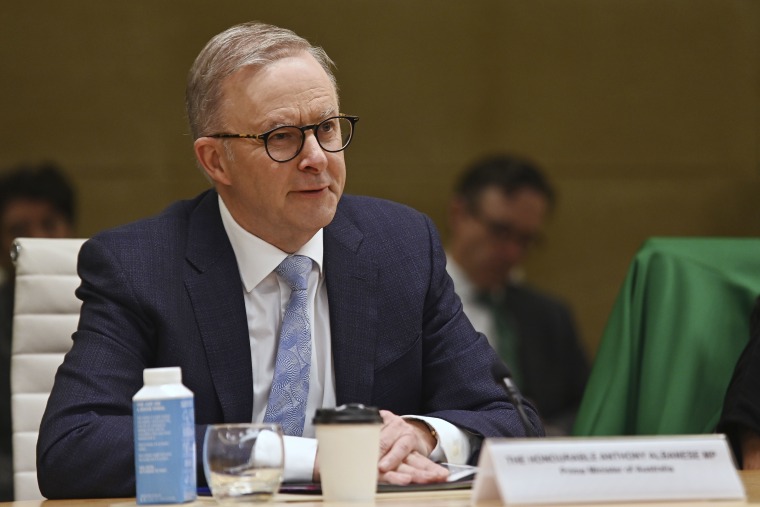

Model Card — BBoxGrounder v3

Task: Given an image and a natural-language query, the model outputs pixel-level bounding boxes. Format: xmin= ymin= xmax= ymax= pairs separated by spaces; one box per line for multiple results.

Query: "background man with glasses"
xmin=36 ymin=22 xmax=542 ymax=499
xmin=446 ymin=154 xmax=589 ymax=435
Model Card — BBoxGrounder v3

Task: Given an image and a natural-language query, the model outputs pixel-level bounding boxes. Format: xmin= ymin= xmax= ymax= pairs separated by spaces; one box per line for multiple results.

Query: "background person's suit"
xmin=37 ymin=189 xmax=541 ymax=499
xmin=446 ymin=260 xmax=588 ymax=435
xmin=500 ymin=284 xmax=589 ymax=433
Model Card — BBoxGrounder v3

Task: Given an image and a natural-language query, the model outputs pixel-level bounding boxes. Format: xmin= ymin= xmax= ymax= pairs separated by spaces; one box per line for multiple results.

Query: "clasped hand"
xmin=377 ymin=410 xmax=449 ymax=485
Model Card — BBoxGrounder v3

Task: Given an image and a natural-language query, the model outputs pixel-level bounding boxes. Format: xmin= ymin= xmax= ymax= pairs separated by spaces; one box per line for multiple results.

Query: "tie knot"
xmin=276 ymin=255 xmax=311 ymax=291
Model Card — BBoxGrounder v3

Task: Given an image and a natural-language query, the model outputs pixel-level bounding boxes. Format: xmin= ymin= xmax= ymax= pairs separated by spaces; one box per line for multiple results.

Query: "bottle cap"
xmin=143 ymin=366 xmax=182 ymax=386
xmin=313 ymin=403 xmax=382 ymax=424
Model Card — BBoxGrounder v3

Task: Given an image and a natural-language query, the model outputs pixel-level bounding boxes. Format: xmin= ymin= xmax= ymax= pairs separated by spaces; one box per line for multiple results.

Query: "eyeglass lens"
xmin=266 ymin=117 xmax=354 ymax=162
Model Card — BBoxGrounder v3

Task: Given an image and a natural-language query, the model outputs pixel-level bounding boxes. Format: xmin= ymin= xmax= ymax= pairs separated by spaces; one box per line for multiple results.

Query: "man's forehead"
xmin=225 ymin=53 xmax=336 ymax=93
xmin=261 ymin=105 xmax=338 ymax=123
xmin=478 ymin=187 xmax=549 ymax=221
xmin=485 ymin=186 xmax=549 ymax=206
xmin=220 ymin=58 xmax=339 ymax=127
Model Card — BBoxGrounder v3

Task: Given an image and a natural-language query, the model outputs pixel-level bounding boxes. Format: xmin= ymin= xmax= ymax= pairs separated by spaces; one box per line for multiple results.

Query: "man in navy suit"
xmin=37 ymin=22 xmax=543 ymax=499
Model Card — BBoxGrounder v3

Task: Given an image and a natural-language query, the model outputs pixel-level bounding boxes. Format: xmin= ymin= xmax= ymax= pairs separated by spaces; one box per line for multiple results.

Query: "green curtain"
xmin=573 ymin=237 xmax=760 ymax=436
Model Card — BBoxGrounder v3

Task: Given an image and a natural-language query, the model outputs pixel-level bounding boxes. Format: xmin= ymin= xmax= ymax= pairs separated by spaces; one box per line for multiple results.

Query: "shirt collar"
xmin=446 ymin=254 xmax=478 ymax=303
xmin=218 ymin=195 xmax=324 ymax=293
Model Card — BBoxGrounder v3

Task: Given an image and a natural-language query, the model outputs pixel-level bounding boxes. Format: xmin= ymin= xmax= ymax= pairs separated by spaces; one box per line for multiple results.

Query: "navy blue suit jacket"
xmin=37 ymin=190 xmax=542 ymax=498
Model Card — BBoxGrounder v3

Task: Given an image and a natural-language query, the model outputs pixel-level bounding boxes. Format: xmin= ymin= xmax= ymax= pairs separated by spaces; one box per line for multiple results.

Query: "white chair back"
xmin=10 ymin=237 xmax=85 ymax=500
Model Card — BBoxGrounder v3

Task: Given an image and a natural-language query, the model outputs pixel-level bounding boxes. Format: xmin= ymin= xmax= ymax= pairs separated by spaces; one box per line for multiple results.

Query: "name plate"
xmin=472 ymin=434 xmax=745 ymax=504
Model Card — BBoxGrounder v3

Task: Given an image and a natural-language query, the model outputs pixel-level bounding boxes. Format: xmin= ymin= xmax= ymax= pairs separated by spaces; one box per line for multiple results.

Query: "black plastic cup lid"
xmin=313 ymin=403 xmax=383 ymax=424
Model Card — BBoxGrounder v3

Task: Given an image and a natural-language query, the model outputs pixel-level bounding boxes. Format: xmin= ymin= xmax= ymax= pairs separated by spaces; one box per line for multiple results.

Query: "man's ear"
xmin=194 ymin=137 xmax=232 ymax=186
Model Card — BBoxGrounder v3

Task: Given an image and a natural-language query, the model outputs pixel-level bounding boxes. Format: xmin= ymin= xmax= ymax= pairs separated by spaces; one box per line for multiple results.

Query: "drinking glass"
xmin=203 ymin=423 xmax=284 ymax=504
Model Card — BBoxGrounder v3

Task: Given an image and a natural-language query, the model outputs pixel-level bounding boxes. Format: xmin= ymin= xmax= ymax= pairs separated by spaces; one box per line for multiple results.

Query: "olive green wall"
xmin=2 ymin=0 xmax=759 ymax=357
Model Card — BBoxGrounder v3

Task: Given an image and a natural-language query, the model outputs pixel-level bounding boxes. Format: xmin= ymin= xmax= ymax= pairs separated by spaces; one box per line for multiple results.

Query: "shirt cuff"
xmin=282 ymin=435 xmax=318 ymax=482
xmin=402 ymin=415 xmax=475 ymax=465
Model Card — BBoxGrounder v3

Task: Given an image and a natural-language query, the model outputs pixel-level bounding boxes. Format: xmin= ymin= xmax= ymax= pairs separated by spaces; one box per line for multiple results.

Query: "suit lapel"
xmin=324 ymin=206 xmax=379 ymax=405
xmin=184 ymin=191 xmax=253 ymax=423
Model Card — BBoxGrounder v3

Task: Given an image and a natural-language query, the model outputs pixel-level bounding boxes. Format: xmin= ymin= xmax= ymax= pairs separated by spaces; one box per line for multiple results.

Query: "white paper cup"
xmin=314 ymin=404 xmax=383 ymax=502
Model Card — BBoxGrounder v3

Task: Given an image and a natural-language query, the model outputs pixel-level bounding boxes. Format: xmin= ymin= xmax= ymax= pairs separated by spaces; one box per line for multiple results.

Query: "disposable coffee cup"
xmin=314 ymin=403 xmax=383 ymax=502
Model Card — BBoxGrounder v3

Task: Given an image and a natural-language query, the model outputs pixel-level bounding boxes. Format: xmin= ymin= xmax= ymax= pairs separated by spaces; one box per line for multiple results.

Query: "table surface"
xmin=3 ymin=471 xmax=759 ymax=506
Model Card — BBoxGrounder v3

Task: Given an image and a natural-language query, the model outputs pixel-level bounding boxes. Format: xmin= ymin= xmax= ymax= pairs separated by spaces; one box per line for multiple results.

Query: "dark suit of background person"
xmin=446 ymin=155 xmax=589 ymax=435
xmin=0 ymin=164 xmax=75 ymax=502
xmin=36 ymin=23 xmax=543 ymax=499
xmin=718 ymin=296 xmax=760 ymax=469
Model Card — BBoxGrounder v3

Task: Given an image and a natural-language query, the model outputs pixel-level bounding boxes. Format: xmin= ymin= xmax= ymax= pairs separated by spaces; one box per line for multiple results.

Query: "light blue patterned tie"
xmin=264 ymin=254 xmax=312 ymax=436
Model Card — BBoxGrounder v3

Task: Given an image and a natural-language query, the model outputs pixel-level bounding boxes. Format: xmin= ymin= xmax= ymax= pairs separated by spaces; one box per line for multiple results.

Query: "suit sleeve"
xmin=37 ymin=237 xmax=145 ymax=498
xmin=338 ymin=200 xmax=545 ymax=462
xmin=415 ymin=214 xmax=544 ymax=456
xmin=36 ymin=237 xmax=211 ymax=498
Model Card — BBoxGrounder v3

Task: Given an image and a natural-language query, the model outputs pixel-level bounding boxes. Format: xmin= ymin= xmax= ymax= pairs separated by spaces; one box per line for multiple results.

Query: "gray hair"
xmin=186 ymin=22 xmax=338 ymax=140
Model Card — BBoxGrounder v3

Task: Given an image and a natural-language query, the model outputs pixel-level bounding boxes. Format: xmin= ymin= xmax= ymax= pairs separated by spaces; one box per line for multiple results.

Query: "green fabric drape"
xmin=573 ymin=237 xmax=760 ymax=436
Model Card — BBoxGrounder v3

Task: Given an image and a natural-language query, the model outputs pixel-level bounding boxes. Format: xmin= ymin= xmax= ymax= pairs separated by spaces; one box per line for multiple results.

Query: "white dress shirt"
xmin=219 ymin=197 xmax=472 ymax=480
xmin=445 ymin=257 xmax=499 ymax=350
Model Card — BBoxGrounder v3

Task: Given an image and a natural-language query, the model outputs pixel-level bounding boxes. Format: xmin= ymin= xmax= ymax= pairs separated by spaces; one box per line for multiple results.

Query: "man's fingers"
xmin=403 ymin=452 xmax=449 ymax=481
xmin=378 ymin=410 xmax=416 ymax=471
xmin=378 ymin=433 xmax=416 ymax=472
xmin=378 ymin=410 xmax=406 ymax=451
xmin=378 ymin=452 xmax=449 ymax=485
xmin=376 ymin=410 xmax=447 ymax=482
xmin=378 ymin=470 xmax=414 ymax=486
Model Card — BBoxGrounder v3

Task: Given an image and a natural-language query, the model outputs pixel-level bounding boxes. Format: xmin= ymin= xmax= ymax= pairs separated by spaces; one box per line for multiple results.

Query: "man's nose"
xmin=298 ymin=131 xmax=328 ymax=171
xmin=497 ymin=239 xmax=527 ymax=266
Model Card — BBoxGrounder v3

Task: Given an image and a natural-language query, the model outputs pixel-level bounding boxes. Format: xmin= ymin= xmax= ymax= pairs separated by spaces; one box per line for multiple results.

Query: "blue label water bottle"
xmin=133 ymin=367 xmax=197 ymax=504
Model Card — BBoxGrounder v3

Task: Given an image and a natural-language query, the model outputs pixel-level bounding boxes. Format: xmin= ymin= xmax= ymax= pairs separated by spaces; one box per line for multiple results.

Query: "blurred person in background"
xmin=446 ymin=154 xmax=589 ymax=435
xmin=718 ymin=296 xmax=760 ymax=470
xmin=0 ymin=162 xmax=76 ymax=501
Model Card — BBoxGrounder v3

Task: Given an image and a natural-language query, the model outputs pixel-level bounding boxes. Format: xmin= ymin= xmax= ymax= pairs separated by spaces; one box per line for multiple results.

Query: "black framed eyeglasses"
xmin=206 ymin=115 xmax=359 ymax=163
xmin=471 ymin=210 xmax=544 ymax=250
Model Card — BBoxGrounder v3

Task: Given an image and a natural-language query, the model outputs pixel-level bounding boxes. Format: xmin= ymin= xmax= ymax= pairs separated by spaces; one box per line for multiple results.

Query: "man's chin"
xmin=301 ymin=204 xmax=338 ymax=231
